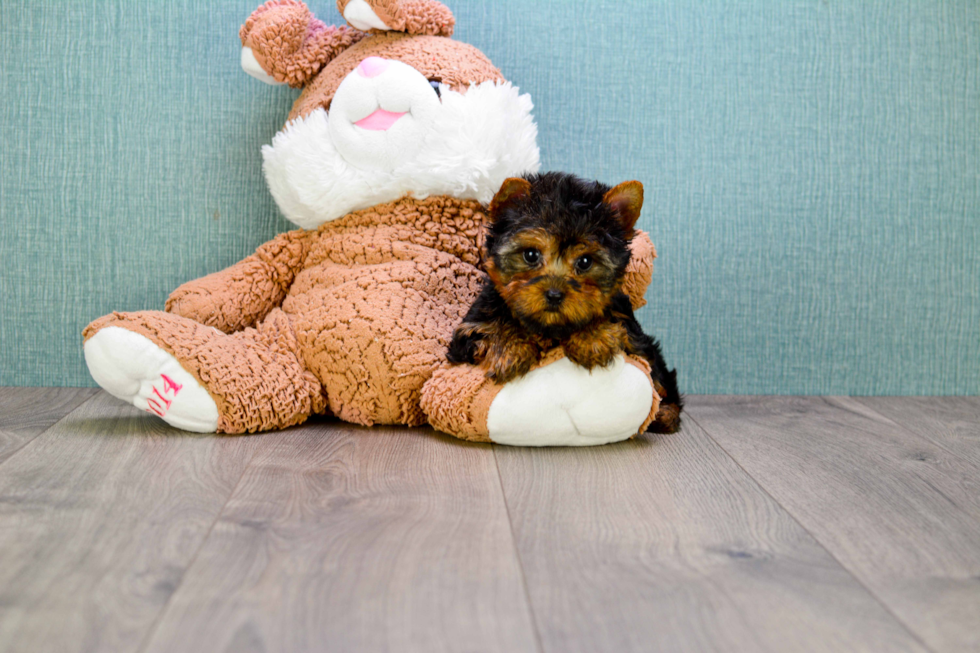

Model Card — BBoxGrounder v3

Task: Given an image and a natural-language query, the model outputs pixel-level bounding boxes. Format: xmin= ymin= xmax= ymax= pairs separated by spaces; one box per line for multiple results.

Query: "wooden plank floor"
xmin=686 ymin=397 xmax=980 ymax=653
xmin=0 ymin=390 xmax=976 ymax=653
xmin=0 ymin=387 xmax=97 ymax=464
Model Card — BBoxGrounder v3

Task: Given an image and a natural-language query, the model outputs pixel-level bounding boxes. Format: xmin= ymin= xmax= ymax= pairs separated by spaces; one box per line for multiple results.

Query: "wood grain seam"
xmin=492 ymin=445 xmax=546 ymax=653
xmin=0 ymin=388 xmax=101 ymax=471
xmin=133 ymin=431 xmax=275 ymax=653
xmin=685 ymin=408 xmax=937 ymax=653
xmin=847 ymin=396 xmax=980 ymax=467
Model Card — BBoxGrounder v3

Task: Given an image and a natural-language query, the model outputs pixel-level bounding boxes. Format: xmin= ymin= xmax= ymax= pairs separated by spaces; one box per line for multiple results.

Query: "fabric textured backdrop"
xmin=1 ymin=0 xmax=977 ymax=394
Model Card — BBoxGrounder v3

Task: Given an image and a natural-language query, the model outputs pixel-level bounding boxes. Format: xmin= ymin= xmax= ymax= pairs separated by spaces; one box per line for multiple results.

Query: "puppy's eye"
xmin=575 ymin=255 xmax=593 ymax=272
xmin=428 ymin=80 xmax=441 ymax=98
xmin=523 ymin=248 xmax=541 ymax=265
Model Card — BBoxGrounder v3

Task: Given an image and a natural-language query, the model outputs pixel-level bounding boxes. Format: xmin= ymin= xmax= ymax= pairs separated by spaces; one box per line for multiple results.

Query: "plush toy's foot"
xmin=83 ymin=310 xmax=326 ymax=434
xmin=84 ymin=326 xmax=220 ymax=433
xmin=421 ymin=351 xmax=660 ymax=447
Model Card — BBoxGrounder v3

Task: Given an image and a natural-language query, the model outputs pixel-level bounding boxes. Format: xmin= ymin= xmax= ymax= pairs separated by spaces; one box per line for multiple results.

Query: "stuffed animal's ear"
xmin=489 ymin=178 xmax=532 ymax=221
xmin=241 ymin=1 xmax=366 ymax=88
xmin=603 ymin=181 xmax=644 ymax=234
xmin=338 ymin=0 xmax=455 ymax=37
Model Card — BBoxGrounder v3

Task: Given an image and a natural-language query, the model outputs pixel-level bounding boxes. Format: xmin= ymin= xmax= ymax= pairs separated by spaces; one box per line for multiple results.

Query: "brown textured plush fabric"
xmin=337 ymin=0 xmax=455 ymax=37
xmin=624 ymin=355 xmax=662 ymax=434
xmin=289 ymin=32 xmax=502 ymax=121
xmin=160 ymin=195 xmax=487 ymax=431
xmin=83 ymin=309 xmax=326 ymax=434
xmin=623 ymin=231 xmax=656 ymax=310
xmin=420 ymin=361 xmax=499 ymax=442
xmin=285 ymin=197 xmax=487 ymax=426
xmin=240 ymin=1 xmax=367 ymax=88
xmin=165 ymin=230 xmax=312 ymax=334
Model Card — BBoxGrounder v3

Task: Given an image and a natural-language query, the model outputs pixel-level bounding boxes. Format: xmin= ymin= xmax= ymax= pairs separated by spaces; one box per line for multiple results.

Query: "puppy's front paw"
xmin=482 ymin=337 xmax=541 ymax=384
xmin=563 ymin=322 xmax=628 ymax=370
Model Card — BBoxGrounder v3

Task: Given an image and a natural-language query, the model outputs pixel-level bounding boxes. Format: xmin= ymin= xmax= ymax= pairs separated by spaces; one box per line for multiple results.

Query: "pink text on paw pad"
xmin=146 ymin=374 xmax=183 ymax=417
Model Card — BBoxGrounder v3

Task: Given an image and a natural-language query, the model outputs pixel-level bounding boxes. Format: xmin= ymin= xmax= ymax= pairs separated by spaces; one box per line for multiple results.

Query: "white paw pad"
xmin=487 ymin=355 xmax=654 ymax=447
xmin=84 ymin=327 xmax=220 ymax=433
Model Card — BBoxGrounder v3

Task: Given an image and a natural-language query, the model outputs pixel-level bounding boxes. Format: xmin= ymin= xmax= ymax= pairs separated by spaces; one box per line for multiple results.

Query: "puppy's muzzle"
xmin=544 ymin=288 xmax=565 ymax=308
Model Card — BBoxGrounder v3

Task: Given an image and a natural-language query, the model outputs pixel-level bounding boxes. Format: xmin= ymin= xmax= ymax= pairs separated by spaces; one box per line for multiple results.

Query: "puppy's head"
xmin=484 ymin=173 xmax=643 ymax=333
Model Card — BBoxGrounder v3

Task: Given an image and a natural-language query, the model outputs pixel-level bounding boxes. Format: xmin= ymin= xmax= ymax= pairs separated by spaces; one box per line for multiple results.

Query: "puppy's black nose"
xmin=545 ymin=289 xmax=564 ymax=305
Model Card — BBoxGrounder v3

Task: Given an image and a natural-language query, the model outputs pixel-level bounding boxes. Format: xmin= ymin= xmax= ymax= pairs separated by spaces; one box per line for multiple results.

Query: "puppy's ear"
xmin=489 ymin=178 xmax=532 ymax=221
xmin=603 ymin=181 xmax=644 ymax=234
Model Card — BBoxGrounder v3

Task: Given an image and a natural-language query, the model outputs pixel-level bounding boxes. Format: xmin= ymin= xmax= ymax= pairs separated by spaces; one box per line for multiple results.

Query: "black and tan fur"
xmin=447 ymin=172 xmax=683 ymax=433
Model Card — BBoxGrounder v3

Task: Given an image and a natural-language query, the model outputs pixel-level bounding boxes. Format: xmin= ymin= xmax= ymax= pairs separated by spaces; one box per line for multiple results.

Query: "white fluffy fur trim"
xmin=262 ymin=81 xmax=540 ymax=229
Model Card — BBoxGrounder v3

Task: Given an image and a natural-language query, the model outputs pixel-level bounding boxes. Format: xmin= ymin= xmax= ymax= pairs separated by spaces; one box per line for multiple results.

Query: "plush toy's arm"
xmin=622 ymin=230 xmax=657 ymax=310
xmin=165 ymin=230 xmax=312 ymax=334
xmin=241 ymin=0 xmax=367 ymax=88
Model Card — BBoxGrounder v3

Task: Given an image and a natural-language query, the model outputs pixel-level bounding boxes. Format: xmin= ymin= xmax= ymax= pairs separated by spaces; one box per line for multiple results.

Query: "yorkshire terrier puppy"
xmin=447 ymin=172 xmax=683 ymax=433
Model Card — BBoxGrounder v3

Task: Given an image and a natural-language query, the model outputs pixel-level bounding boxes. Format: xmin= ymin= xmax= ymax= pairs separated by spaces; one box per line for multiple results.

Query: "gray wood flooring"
xmin=0 ymin=390 xmax=976 ymax=653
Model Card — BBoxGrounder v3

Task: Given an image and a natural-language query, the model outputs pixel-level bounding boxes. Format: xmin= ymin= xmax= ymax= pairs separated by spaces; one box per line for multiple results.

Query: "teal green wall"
xmin=1 ymin=1 xmax=977 ymax=393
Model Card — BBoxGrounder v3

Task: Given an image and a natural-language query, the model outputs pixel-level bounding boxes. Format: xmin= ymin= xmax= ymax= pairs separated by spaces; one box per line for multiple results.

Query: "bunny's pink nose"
xmin=357 ymin=57 xmax=390 ymax=78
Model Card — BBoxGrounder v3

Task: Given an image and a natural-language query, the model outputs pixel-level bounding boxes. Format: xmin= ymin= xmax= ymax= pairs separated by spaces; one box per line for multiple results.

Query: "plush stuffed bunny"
xmin=83 ymin=0 xmax=662 ymax=446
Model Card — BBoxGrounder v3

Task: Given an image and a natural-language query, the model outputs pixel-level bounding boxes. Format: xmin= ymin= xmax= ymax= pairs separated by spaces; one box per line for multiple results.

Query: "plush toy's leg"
xmin=421 ymin=351 xmax=661 ymax=446
xmin=83 ymin=310 xmax=326 ymax=434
